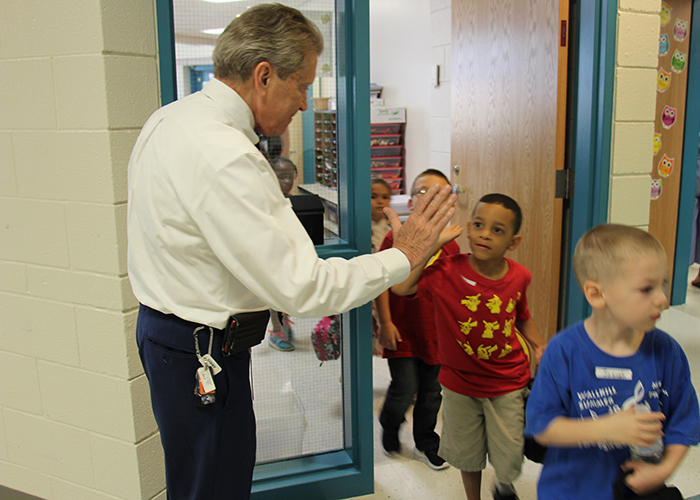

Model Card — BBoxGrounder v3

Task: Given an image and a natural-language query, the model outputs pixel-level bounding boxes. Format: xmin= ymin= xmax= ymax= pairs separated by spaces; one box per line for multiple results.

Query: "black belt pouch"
xmin=222 ymin=310 xmax=271 ymax=355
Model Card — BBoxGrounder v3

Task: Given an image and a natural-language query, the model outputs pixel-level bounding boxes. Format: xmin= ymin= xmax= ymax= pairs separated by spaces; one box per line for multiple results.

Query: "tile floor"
xmin=351 ymin=265 xmax=700 ymax=500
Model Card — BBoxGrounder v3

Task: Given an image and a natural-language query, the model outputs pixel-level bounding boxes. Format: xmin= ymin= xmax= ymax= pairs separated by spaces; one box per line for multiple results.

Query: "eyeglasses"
xmin=411 ymin=188 xmax=429 ymax=197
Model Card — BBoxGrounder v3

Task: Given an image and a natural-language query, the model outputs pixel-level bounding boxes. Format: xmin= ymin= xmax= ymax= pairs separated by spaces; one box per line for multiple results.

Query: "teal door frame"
xmin=670 ymin=0 xmax=700 ymax=306
xmin=154 ymin=1 xmax=376 ymax=498
xmin=562 ymin=0 xmax=617 ymax=326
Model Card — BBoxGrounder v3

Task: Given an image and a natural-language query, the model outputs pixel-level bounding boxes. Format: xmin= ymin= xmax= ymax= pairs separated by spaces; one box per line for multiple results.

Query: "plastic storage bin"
xmin=370 ymin=145 xmax=403 ymax=157
xmin=370 ymin=123 xmax=402 ymax=135
xmin=371 ymin=167 xmax=403 ymax=180
xmin=370 ymin=156 xmax=403 ymax=168
xmin=370 ymin=134 xmax=402 ymax=147
xmin=254 ymin=390 xmax=307 ymax=463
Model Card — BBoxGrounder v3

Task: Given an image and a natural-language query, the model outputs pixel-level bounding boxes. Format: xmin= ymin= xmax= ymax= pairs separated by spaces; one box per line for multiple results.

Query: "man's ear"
xmin=507 ymin=234 xmax=522 ymax=251
xmin=253 ymin=61 xmax=274 ymax=93
xmin=583 ymin=281 xmax=606 ymax=309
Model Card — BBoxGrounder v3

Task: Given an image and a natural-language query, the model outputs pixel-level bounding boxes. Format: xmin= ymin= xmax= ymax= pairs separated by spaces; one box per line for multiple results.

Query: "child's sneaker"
xmin=268 ymin=329 xmax=294 ymax=351
xmin=381 ymin=429 xmax=400 ymax=457
xmin=492 ymin=487 xmax=519 ymax=500
xmin=282 ymin=314 xmax=295 ymax=341
xmin=413 ymin=447 xmax=449 ymax=470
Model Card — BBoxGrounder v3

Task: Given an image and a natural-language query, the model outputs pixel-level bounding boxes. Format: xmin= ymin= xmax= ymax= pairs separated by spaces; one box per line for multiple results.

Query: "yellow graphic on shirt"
xmin=461 ymin=293 xmax=481 ymax=312
xmin=517 ymin=292 xmax=521 ymax=300
xmin=498 ymin=343 xmax=513 ymax=358
xmin=486 ymin=295 xmax=502 ymax=314
xmin=482 ymin=320 xmax=499 ymax=339
xmin=477 ymin=344 xmax=498 ymax=360
xmin=506 ymin=298 xmax=516 ymax=313
xmin=458 ymin=318 xmax=478 ymax=336
xmin=425 ymin=248 xmax=442 ymax=269
xmin=503 ymin=318 xmax=515 ymax=337
xmin=456 ymin=338 xmax=474 ymax=356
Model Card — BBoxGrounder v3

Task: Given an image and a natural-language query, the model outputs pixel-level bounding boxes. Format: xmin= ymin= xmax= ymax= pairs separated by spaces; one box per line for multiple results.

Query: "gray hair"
xmin=213 ymin=3 xmax=324 ymax=82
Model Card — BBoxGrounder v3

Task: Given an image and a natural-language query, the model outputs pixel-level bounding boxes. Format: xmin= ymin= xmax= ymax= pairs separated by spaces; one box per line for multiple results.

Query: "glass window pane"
xmin=172 ymin=0 xmax=342 ymax=244
xmin=170 ymin=0 xmax=347 ymax=465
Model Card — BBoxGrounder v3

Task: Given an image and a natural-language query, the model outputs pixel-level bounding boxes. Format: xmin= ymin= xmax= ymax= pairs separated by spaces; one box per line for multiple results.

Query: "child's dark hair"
xmin=371 ymin=177 xmax=392 ymax=193
xmin=475 ymin=193 xmax=522 ymax=234
xmin=269 ymin=156 xmax=297 ymax=173
xmin=411 ymin=169 xmax=449 ymax=192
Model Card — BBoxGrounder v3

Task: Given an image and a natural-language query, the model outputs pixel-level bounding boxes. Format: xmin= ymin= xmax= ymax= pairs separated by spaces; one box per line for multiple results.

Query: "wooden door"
xmin=649 ymin=0 xmax=694 ymax=294
xmin=451 ymin=0 xmax=568 ymax=340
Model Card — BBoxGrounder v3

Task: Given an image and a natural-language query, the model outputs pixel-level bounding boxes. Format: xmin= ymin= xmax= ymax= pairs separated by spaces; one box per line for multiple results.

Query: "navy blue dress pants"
xmin=136 ymin=304 xmax=256 ymax=500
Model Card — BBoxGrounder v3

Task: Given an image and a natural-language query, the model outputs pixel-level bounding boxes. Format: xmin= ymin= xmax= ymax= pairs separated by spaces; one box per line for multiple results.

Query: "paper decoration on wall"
xmin=658 ymin=154 xmax=674 ymax=178
xmin=653 ymin=133 xmax=662 ymax=155
xmin=651 ymin=178 xmax=662 ymax=200
xmin=659 ymin=34 xmax=670 ymax=56
xmin=671 ymin=49 xmax=687 ymax=73
xmin=673 ymin=18 xmax=688 ymax=42
xmin=657 ymin=68 xmax=671 ymax=92
xmin=661 ymin=2 xmax=672 ymax=26
xmin=662 ymin=105 xmax=677 ymax=129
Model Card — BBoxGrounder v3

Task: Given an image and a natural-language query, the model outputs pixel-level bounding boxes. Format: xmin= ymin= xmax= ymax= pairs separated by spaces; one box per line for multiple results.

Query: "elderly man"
xmin=127 ymin=4 xmax=456 ymax=499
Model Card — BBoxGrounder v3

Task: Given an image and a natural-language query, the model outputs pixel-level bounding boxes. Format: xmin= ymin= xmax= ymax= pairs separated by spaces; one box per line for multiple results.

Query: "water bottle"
xmin=629 ymin=404 xmax=664 ymax=463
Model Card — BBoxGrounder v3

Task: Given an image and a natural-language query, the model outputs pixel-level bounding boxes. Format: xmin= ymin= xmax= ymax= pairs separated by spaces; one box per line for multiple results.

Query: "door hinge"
xmin=555 ymin=169 xmax=574 ymax=199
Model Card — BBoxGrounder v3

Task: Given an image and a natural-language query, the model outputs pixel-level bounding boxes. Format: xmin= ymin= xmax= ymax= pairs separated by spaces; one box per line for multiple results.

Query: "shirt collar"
xmin=202 ymin=78 xmax=260 ymax=146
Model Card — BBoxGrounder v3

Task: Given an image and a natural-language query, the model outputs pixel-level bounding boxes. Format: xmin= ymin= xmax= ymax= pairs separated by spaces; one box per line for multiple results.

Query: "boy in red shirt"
xmin=393 ymin=193 xmax=547 ymax=500
xmin=376 ymin=169 xmax=462 ymax=470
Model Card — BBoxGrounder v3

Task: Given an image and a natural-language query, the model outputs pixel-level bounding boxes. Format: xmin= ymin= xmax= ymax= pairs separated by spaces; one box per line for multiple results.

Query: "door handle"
xmin=452 ymin=183 xmax=465 ymax=195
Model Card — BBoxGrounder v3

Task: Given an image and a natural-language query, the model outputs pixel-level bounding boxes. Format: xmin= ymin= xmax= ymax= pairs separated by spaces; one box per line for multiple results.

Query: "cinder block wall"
xmin=0 ymin=1 xmax=164 ymax=499
xmin=610 ymin=0 xmax=662 ymax=225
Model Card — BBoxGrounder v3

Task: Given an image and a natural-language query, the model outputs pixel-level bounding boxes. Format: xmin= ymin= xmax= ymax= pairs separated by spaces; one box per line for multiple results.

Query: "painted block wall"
xmin=0 ymin=1 xmax=165 ymax=499
xmin=610 ymin=1 xmax=662 ymax=225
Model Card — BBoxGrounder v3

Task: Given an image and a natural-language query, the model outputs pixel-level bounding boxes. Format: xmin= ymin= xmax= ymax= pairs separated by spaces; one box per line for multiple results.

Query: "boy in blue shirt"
xmin=525 ymin=224 xmax=699 ymax=499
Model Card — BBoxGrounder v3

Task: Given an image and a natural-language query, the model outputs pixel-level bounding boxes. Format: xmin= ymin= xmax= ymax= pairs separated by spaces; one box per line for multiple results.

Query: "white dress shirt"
xmin=127 ymin=78 xmax=409 ymax=329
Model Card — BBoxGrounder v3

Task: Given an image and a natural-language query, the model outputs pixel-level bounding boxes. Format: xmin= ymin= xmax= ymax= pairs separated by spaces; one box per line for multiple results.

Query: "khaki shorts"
xmin=438 ymin=385 xmax=527 ymax=483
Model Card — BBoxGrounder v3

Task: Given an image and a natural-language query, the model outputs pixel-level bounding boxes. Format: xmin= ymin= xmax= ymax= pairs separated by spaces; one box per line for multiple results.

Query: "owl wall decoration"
xmin=659 ymin=34 xmax=669 ymax=56
xmin=661 ymin=106 xmax=677 ymax=129
xmin=673 ymin=18 xmax=688 ymax=42
xmin=651 ymin=179 xmax=662 ymax=200
xmin=658 ymin=155 xmax=674 ymax=178
xmin=671 ymin=49 xmax=687 ymax=73
xmin=661 ymin=2 xmax=672 ymax=26
xmin=653 ymin=133 xmax=662 ymax=155
xmin=657 ymin=69 xmax=671 ymax=92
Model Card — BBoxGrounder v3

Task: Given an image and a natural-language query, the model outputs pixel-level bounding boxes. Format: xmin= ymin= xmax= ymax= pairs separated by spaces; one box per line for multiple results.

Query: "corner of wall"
xmin=609 ymin=3 xmax=661 ymax=227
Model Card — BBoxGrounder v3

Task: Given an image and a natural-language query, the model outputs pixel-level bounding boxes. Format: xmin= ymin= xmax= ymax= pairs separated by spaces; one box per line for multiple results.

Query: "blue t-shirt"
xmin=525 ymin=322 xmax=699 ymax=500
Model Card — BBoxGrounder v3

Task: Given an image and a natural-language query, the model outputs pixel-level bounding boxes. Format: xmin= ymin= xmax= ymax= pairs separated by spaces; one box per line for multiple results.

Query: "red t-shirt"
xmin=379 ymin=232 xmax=460 ymax=365
xmin=416 ymin=254 xmax=532 ymax=398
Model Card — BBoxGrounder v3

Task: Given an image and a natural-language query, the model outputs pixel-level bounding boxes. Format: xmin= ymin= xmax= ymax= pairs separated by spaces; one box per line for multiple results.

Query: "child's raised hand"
xmin=378 ymin=321 xmax=402 ymax=351
xmin=605 ymin=407 xmax=665 ymax=447
xmin=438 ymin=224 xmax=464 ymax=248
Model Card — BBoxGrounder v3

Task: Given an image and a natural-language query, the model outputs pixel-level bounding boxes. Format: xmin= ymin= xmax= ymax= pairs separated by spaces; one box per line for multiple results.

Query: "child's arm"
xmin=391 ymin=225 xmax=463 ymax=296
xmin=534 ymin=407 xmax=665 ymax=448
xmin=516 ymin=317 xmax=547 ymax=364
xmin=374 ymin=290 xmax=402 ymax=350
xmin=622 ymin=444 xmax=689 ymax=496
xmin=391 ymin=265 xmax=424 ymax=296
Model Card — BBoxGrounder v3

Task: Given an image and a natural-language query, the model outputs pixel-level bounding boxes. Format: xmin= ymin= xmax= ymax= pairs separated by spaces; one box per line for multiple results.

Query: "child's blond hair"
xmin=572 ymin=224 xmax=665 ymax=289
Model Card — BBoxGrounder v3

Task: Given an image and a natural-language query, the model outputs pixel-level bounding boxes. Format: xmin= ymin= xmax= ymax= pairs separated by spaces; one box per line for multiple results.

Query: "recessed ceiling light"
xmin=202 ymin=28 xmax=225 ymax=35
